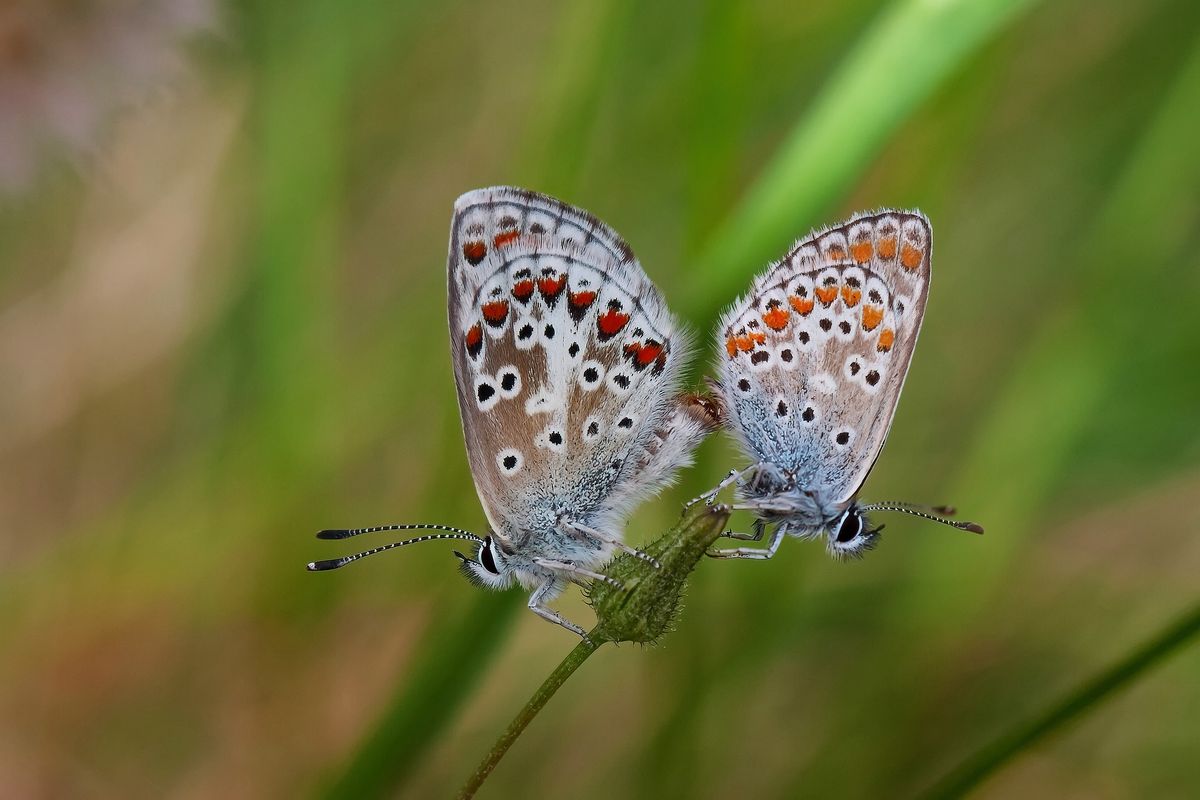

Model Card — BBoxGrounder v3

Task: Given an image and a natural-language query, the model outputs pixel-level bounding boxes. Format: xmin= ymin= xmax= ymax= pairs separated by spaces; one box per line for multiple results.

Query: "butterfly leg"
xmin=561 ymin=520 xmax=661 ymax=569
xmin=721 ymin=517 xmax=767 ymax=541
xmin=534 ymin=558 xmax=624 ymax=590
xmin=707 ymin=524 xmax=787 ymax=560
xmin=528 ymin=579 xmax=587 ymax=638
xmin=685 ymin=462 xmax=768 ymax=509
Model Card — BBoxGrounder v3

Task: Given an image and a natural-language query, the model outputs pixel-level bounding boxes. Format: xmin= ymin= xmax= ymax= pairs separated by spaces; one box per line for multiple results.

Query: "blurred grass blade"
xmin=902 ymin=26 xmax=1200 ymax=627
xmin=319 ymin=591 xmax=522 ymax=799
xmin=921 ymin=601 xmax=1200 ymax=799
xmin=688 ymin=0 xmax=1038 ymax=319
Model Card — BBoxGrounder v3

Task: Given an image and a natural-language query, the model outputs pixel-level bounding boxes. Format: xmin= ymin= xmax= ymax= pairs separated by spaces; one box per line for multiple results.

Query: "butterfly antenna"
xmin=868 ymin=501 xmax=959 ymax=516
xmin=307 ymin=530 xmax=484 ymax=572
xmin=861 ymin=503 xmax=983 ymax=534
xmin=316 ymin=523 xmax=481 ymax=540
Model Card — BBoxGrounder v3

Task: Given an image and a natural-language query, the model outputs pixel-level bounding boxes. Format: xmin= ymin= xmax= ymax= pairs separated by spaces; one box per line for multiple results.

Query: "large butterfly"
xmin=310 ymin=187 xmax=718 ymax=636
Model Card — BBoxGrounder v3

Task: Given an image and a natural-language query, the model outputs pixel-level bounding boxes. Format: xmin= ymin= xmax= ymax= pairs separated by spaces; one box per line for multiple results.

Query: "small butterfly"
xmin=309 ymin=187 xmax=719 ymax=636
xmin=701 ymin=210 xmax=982 ymax=558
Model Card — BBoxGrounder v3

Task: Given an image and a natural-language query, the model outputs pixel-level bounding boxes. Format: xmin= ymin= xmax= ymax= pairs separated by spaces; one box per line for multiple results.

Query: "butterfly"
xmin=701 ymin=210 xmax=982 ymax=559
xmin=309 ymin=187 xmax=719 ymax=636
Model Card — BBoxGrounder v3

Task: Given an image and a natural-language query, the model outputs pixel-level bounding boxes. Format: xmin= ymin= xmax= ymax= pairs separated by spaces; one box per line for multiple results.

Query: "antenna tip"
xmin=307 ymin=558 xmax=344 ymax=571
xmin=963 ymin=522 xmax=985 ymax=534
xmin=317 ymin=529 xmax=351 ymax=540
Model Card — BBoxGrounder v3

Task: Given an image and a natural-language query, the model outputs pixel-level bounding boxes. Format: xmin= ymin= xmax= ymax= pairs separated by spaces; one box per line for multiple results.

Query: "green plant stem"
xmin=458 ymin=634 xmax=605 ymax=800
xmin=921 ymin=601 xmax=1200 ymax=799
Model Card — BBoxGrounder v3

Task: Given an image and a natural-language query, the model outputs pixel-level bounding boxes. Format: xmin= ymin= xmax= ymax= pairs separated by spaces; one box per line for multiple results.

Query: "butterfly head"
xmin=455 ymin=534 xmax=514 ymax=590
xmin=826 ymin=505 xmax=882 ymax=558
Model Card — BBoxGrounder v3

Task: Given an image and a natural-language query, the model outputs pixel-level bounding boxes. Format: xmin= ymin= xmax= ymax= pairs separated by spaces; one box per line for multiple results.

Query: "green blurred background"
xmin=3 ymin=0 xmax=1199 ymax=797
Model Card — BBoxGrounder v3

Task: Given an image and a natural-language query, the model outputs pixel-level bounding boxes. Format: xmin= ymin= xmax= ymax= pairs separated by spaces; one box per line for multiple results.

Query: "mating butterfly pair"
xmin=308 ymin=187 xmax=981 ymax=636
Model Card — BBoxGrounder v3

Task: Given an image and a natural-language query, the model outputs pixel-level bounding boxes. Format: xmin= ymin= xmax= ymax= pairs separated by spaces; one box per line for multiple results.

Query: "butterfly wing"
xmin=714 ymin=210 xmax=931 ymax=505
xmin=448 ymin=187 xmax=698 ymax=549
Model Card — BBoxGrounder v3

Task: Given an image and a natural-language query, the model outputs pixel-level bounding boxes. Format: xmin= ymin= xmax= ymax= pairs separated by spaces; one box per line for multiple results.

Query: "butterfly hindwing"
xmin=715 ymin=210 xmax=931 ymax=504
xmin=448 ymin=187 xmax=696 ymax=549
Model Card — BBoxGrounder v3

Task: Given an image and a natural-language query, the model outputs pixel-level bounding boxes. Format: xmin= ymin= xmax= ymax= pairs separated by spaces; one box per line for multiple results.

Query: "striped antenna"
xmin=860 ymin=503 xmax=984 ymax=534
xmin=308 ymin=527 xmax=483 ymax=572
xmin=316 ymin=523 xmax=481 ymax=540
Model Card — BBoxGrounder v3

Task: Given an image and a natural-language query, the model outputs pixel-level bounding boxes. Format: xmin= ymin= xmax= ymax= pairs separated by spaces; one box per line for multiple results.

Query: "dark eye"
xmin=836 ymin=510 xmax=863 ymax=543
xmin=479 ymin=537 xmax=500 ymax=574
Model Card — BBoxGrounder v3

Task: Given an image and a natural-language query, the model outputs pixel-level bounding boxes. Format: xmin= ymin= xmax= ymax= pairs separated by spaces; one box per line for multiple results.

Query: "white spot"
xmin=811 ymin=373 xmax=837 ymax=395
xmin=819 ymin=231 xmax=849 ymax=262
xmin=775 ymin=342 xmax=799 ymax=371
xmin=496 ymin=448 xmax=524 ymax=475
xmin=513 ymin=316 xmax=538 ymax=350
xmin=495 ymin=365 xmax=522 ymax=399
xmin=579 ymin=360 xmax=605 ymax=391
xmin=831 ymin=429 xmax=856 ymax=448
xmin=524 ymin=390 xmax=561 ymax=416
xmin=793 ymin=245 xmax=820 ymax=272
xmin=535 ymin=426 xmax=567 ymax=452
xmin=475 ymin=377 xmax=501 ymax=412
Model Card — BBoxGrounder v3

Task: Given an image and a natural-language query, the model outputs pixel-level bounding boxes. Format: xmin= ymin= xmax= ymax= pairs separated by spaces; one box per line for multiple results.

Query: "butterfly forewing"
xmin=716 ymin=210 xmax=931 ymax=504
xmin=448 ymin=187 xmax=693 ymax=549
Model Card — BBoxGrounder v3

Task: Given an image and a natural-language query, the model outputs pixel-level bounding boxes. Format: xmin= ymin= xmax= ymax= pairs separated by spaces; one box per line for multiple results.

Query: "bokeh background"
xmin=3 ymin=0 xmax=1199 ymax=797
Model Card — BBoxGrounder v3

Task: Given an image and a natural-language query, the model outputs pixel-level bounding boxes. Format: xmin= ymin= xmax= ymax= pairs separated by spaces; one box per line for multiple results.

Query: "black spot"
xmin=836 ymin=511 xmax=863 ymax=544
xmin=795 ymin=285 xmax=809 ymax=297
xmin=632 ymin=327 xmax=644 ymax=337
xmin=849 ymin=361 xmax=861 ymax=376
xmin=613 ymin=374 xmax=630 ymax=389
xmin=819 ymin=318 xmax=832 ymax=332
xmin=498 ymin=215 xmax=518 ymax=229
xmin=839 ymin=320 xmax=851 ymax=335
xmin=518 ymin=324 xmax=534 ymax=341
xmin=569 ymin=342 xmax=580 ymax=358
xmin=802 ymin=407 xmax=815 ymax=422
xmin=823 ymin=276 xmax=837 ymax=286
xmin=780 ymin=349 xmax=793 ymax=362
xmin=897 ymin=301 xmax=906 ymax=313
xmin=529 ymin=222 xmax=546 ymax=234
xmin=750 ymin=350 xmax=770 ymax=365
xmin=477 ymin=384 xmax=496 ymax=403
xmin=866 ymin=370 xmax=880 ymax=386
xmin=868 ymin=289 xmax=883 ymax=303
xmin=836 ymin=431 xmax=850 ymax=445
xmin=587 ymin=421 xmax=599 ymax=436
xmin=500 ymin=372 xmax=517 ymax=392
xmin=776 ymin=400 xmax=788 ymax=417
xmin=798 ymin=331 xmax=811 ymax=344
xmin=737 ymin=378 xmax=751 ymax=392
xmin=548 ymin=431 xmax=563 ymax=446
xmin=502 ymin=454 xmax=518 ymax=470
xmin=618 ymin=417 xmax=633 ymax=429
xmin=584 ymin=367 xmax=599 ymax=383
xmin=846 ymin=276 xmax=861 ymax=288
xmin=544 ymin=324 xmax=555 ymax=339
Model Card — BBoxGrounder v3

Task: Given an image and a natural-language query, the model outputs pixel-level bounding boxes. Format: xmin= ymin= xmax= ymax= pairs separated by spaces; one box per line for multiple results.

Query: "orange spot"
xmin=827 ymin=246 xmax=847 ymax=261
xmin=482 ymin=300 xmax=509 ymax=324
xmin=744 ymin=331 xmax=767 ymax=350
xmin=877 ymin=236 xmax=897 ymax=259
xmin=463 ymin=241 xmax=487 ymax=265
xmin=598 ymin=308 xmax=630 ymax=337
xmin=850 ymin=241 xmax=873 ymax=263
xmin=789 ymin=296 xmax=814 ymax=315
xmin=861 ymin=305 xmax=884 ymax=332
xmin=877 ymin=328 xmax=895 ymax=352
xmin=512 ymin=279 xmax=535 ymax=302
xmin=763 ymin=306 xmax=790 ymax=331
xmin=841 ymin=286 xmax=862 ymax=307
xmin=725 ymin=337 xmax=739 ymax=358
xmin=493 ymin=229 xmax=520 ymax=248
xmin=538 ymin=275 xmax=566 ymax=300
xmin=634 ymin=342 xmax=664 ymax=366
xmin=815 ymin=285 xmax=839 ymax=306
xmin=465 ymin=323 xmax=482 ymax=354
xmin=900 ymin=243 xmax=923 ymax=270
xmin=569 ymin=290 xmax=596 ymax=307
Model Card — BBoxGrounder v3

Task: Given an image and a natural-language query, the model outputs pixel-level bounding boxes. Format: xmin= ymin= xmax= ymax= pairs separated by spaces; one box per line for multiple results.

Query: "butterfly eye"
xmin=479 ymin=537 xmax=501 ymax=575
xmin=835 ymin=510 xmax=863 ymax=543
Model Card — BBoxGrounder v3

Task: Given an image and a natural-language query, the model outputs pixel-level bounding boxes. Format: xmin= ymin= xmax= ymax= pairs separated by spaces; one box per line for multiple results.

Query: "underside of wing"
xmin=715 ymin=210 xmax=932 ymax=504
xmin=447 ymin=188 xmax=696 ymax=546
